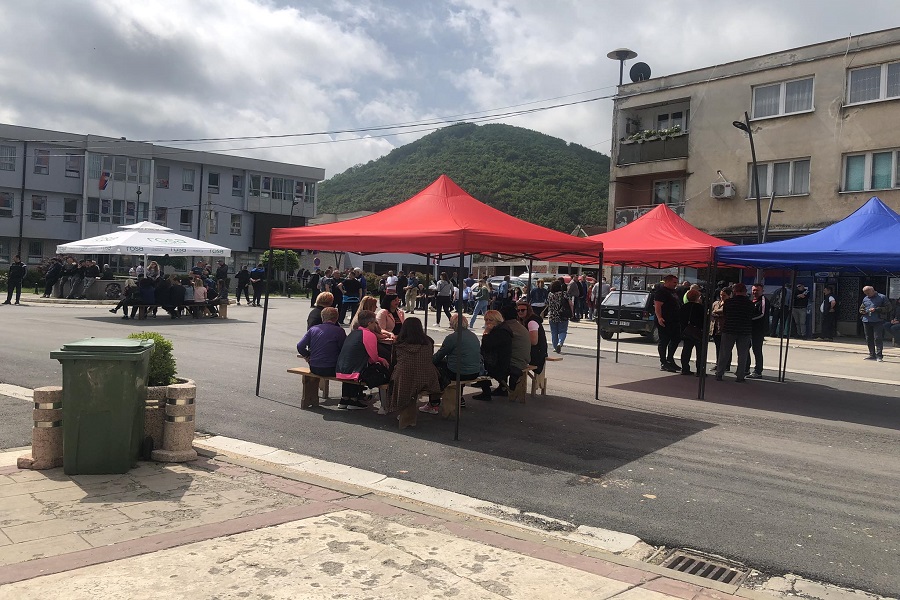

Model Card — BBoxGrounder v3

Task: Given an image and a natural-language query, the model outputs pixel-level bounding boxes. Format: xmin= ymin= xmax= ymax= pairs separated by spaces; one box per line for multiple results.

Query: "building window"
xmin=156 ymin=165 xmax=170 ymax=188
xmin=182 ymin=169 xmax=195 ymax=192
xmin=65 ymin=154 xmax=82 ymax=178
xmin=272 ymin=177 xmax=285 ymax=200
xmin=114 ymin=156 xmax=126 ymax=181
xmin=749 ymin=158 xmax=811 ymax=197
xmin=87 ymin=198 xmax=99 ymax=222
xmin=655 ymin=110 xmax=688 ymax=132
xmin=180 ymin=209 xmax=193 ymax=231
xmin=88 ymin=154 xmax=101 ymax=178
xmin=261 ymin=176 xmax=271 ymax=198
xmin=208 ymin=211 xmax=218 ymax=234
xmin=653 ymin=179 xmax=684 ymax=205
xmin=127 ymin=158 xmax=138 ymax=183
xmin=34 ymin=149 xmax=49 ymax=175
xmin=249 ymin=174 xmax=260 ymax=197
xmin=112 ymin=199 xmax=124 ymax=224
xmin=125 ymin=201 xmax=136 ymax=224
xmin=232 ymin=175 xmax=244 ymax=197
xmin=843 ymin=150 xmax=900 ymax=192
xmin=752 ymin=76 xmax=814 ymax=119
xmin=1 ymin=145 xmax=17 ymax=171
xmin=305 ymin=182 xmax=316 ymax=202
xmin=31 ymin=195 xmax=47 ymax=220
xmin=0 ymin=239 xmax=7 ymax=263
xmin=154 ymin=207 xmax=168 ymax=226
xmin=208 ymin=172 xmax=220 ymax=194
xmin=0 ymin=191 xmax=13 ymax=217
xmin=101 ymin=198 xmax=111 ymax=222
xmin=230 ymin=213 xmax=242 ymax=235
xmin=64 ymin=198 xmax=79 ymax=222
xmin=28 ymin=241 xmax=43 ymax=262
xmin=847 ymin=62 xmax=900 ymax=104
xmin=138 ymin=202 xmax=148 ymax=221
xmin=139 ymin=160 xmax=150 ymax=184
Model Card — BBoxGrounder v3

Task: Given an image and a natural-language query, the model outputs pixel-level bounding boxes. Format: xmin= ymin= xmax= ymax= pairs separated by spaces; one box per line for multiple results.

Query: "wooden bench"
xmin=525 ymin=356 xmax=563 ymax=400
xmin=438 ymin=376 xmax=492 ymax=419
xmin=287 ymin=366 xmax=387 ymax=410
xmin=132 ymin=300 xmax=230 ymax=320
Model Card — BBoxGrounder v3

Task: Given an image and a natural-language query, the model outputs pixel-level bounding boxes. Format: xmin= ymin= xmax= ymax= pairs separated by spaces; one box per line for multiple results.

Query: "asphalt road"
xmin=1 ymin=298 xmax=898 ymax=596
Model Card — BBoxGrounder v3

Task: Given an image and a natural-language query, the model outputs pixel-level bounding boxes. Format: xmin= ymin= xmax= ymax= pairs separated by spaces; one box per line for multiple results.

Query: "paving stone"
xmin=3 ymin=508 xmax=133 ymax=543
xmin=0 ymin=533 xmax=91 ymax=566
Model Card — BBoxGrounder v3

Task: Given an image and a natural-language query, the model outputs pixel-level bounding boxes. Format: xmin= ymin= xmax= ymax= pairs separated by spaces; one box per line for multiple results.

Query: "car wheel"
xmin=649 ymin=326 xmax=660 ymax=344
xmin=600 ymin=330 xmax=614 ymax=340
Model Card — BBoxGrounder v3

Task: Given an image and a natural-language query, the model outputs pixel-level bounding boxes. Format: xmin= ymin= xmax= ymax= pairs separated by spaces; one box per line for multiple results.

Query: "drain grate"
xmin=660 ymin=550 xmax=747 ymax=584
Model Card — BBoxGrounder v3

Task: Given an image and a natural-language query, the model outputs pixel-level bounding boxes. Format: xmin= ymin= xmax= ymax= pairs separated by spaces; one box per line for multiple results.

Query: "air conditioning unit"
xmin=710 ymin=182 xmax=735 ymax=199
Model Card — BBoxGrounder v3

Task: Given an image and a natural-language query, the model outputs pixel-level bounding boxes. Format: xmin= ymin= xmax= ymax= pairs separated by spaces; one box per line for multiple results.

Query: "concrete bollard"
xmin=144 ymin=385 xmax=168 ymax=451
xmin=151 ymin=381 xmax=197 ymax=463
xmin=18 ymin=386 xmax=64 ymax=470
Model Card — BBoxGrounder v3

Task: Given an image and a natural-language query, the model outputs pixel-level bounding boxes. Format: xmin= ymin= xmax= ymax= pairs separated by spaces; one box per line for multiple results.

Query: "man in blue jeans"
xmin=860 ymin=286 xmax=890 ymax=361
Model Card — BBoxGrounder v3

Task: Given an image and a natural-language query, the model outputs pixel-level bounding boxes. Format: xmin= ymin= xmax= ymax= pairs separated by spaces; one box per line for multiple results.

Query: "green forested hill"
xmin=317 ymin=123 xmax=609 ymax=233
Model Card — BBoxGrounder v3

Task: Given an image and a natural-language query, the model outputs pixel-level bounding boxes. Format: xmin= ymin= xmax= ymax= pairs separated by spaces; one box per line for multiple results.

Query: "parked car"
xmin=597 ymin=290 xmax=659 ymax=343
xmin=487 ymin=276 xmax=527 ymax=292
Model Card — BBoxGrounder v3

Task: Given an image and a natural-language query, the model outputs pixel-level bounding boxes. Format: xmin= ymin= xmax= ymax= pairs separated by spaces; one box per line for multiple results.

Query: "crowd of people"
xmin=652 ymin=275 xmax=899 ymax=382
xmin=298 ymin=272 xmax=555 ymax=427
xmin=108 ymin=259 xmax=230 ymax=320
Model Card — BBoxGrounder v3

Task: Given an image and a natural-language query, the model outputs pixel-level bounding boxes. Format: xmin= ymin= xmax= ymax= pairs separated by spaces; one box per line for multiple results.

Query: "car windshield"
xmin=601 ymin=292 xmax=648 ymax=308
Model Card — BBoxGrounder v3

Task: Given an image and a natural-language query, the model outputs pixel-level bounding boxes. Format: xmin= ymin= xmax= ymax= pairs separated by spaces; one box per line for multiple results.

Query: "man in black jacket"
xmin=76 ymin=259 xmax=101 ymax=299
xmin=3 ymin=255 xmax=26 ymax=305
xmin=42 ymin=258 xmax=63 ymax=298
xmin=748 ymin=283 xmax=768 ymax=379
xmin=235 ymin=265 xmax=251 ymax=305
xmin=715 ymin=283 xmax=754 ymax=382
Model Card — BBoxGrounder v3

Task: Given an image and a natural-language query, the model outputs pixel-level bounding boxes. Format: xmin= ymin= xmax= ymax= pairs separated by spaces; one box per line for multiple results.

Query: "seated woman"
xmin=166 ymin=275 xmax=186 ymax=318
xmin=191 ymin=279 xmax=208 ymax=317
xmin=308 ymin=292 xmax=334 ymax=330
xmin=387 ymin=317 xmax=442 ymax=429
xmin=335 ymin=310 xmax=390 ymax=410
xmin=297 ymin=307 xmax=346 ymax=378
xmin=428 ymin=313 xmax=482 ymax=413
xmin=516 ymin=301 xmax=548 ymax=375
xmin=109 ymin=279 xmax=138 ymax=316
xmin=474 ymin=310 xmax=513 ymax=401
xmin=125 ymin=276 xmax=157 ymax=320
xmin=350 ymin=296 xmax=380 ymax=330
xmin=376 ymin=294 xmax=405 ymax=338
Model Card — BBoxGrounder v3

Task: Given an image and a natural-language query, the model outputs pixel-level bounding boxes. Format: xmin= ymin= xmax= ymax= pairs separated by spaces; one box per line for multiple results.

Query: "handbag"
xmin=360 ymin=362 xmax=390 ymax=388
xmin=558 ymin=294 xmax=573 ymax=320
xmin=682 ymin=304 xmax=703 ymax=342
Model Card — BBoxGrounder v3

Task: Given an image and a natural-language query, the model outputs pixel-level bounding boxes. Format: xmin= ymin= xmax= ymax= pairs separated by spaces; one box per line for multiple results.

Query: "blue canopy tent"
xmin=715 ymin=197 xmax=900 ymax=381
xmin=716 ymin=197 xmax=900 ymax=272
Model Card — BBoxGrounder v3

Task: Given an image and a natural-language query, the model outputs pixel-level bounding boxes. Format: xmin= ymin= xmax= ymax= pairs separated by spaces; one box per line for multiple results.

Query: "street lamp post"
xmin=286 ymin=200 xmax=299 ymax=297
xmin=732 ymin=112 xmax=763 ymax=245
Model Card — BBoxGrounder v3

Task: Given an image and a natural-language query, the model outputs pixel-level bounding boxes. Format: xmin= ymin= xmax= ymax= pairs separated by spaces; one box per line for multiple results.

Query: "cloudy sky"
xmin=1 ymin=0 xmax=897 ymax=179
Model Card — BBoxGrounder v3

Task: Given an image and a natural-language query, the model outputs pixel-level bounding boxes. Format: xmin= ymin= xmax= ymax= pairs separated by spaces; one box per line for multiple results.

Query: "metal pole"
xmin=594 ymin=250 xmax=603 ymax=400
xmin=744 ymin=111 xmax=763 ymax=245
xmin=454 ymin=251 xmax=465 ymax=441
xmin=781 ymin=270 xmax=797 ymax=382
xmin=424 ymin=253 xmax=430 ymax=333
xmin=698 ymin=259 xmax=719 ymax=400
xmin=255 ymin=248 xmax=276 ymax=396
xmin=762 ymin=191 xmax=776 ymax=244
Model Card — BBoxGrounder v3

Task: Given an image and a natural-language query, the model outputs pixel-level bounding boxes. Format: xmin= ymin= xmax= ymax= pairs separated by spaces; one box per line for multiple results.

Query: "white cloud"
xmin=0 ymin=0 xmax=896 ymax=178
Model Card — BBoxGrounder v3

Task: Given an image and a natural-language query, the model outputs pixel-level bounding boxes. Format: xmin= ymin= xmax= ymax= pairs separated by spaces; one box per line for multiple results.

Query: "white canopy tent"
xmin=56 ymin=222 xmax=231 ymax=259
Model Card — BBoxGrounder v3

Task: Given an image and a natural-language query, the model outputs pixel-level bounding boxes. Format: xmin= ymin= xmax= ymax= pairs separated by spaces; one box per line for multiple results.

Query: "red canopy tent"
xmin=551 ymin=204 xmax=734 ymax=268
xmin=270 ymin=174 xmax=603 ymax=260
xmin=259 ymin=175 xmax=604 ymax=439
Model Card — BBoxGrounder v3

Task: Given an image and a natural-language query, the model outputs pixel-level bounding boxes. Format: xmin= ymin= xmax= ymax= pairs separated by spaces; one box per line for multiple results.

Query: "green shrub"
xmin=127 ymin=331 xmax=178 ymax=387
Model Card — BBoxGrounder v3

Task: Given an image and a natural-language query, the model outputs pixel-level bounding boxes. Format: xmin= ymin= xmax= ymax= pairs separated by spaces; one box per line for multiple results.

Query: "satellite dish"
xmin=630 ymin=62 xmax=651 ymax=82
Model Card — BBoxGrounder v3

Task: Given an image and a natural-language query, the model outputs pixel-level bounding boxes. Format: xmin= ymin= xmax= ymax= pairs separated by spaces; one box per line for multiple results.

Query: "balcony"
xmin=614 ymin=203 xmax=684 ymax=229
xmin=616 ymin=134 xmax=689 ymax=166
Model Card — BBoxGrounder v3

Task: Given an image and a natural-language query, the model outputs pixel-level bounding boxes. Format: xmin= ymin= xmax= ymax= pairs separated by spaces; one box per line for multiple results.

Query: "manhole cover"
xmin=659 ymin=550 xmax=747 ymax=585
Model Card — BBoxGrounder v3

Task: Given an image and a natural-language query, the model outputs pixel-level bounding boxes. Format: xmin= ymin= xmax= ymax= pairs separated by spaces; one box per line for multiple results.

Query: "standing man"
xmin=819 ymin=285 xmax=837 ymax=342
xmin=396 ymin=271 xmax=408 ymax=307
xmin=469 ymin=278 xmax=491 ymax=329
xmin=77 ymin=259 xmax=101 ymax=299
xmin=770 ymin=283 xmax=790 ymax=337
xmin=307 ymin=268 xmax=321 ymax=307
xmin=42 ymin=257 xmax=63 ymax=298
xmin=748 ymin=283 xmax=768 ymax=379
xmin=384 ymin=270 xmax=398 ymax=296
xmin=3 ymin=255 xmax=26 ymax=305
xmin=566 ymin=276 xmax=581 ymax=322
xmin=338 ymin=269 xmax=362 ymax=325
xmin=405 ymin=271 xmax=419 ymax=314
xmin=215 ymin=260 xmax=228 ymax=283
xmin=249 ymin=263 xmax=266 ymax=307
xmin=715 ymin=283 xmax=754 ymax=382
xmin=860 ymin=285 xmax=890 ymax=362
xmin=235 ymin=265 xmax=251 ymax=305
xmin=653 ymin=274 xmax=682 ymax=372
xmin=792 ymin=283 xmax=810 ymax=338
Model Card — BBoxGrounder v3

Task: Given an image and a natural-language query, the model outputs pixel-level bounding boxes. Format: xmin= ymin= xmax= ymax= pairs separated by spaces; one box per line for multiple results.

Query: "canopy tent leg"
xmin=780 ymin=270 xmax=797 ymax=382
xmin=255 ymin=247 xmax=276 ymax=396
xmin=454 ymin=252 xmax=465 ymax=442
xmin=423 ymin=253 xmax=431 ymax=333
xmin=698 ymin=261 xmax=718 ymax=400
xmin=594 ymin=250 xmax=603 ymax=400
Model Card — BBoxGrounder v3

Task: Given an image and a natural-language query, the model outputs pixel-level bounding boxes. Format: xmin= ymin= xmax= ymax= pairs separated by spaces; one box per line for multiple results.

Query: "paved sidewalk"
xmin=0 ymin=442 xmax=765 ymax=600
xmin=2 ymin=435 xmax=893 ymax=600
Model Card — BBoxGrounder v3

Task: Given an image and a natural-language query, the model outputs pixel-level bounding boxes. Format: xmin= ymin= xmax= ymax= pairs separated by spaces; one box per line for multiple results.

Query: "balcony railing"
xmin=614 ymin=203 xmax=684 ymax=229
xmin=616 ymin=134 xmax=689 ymax=166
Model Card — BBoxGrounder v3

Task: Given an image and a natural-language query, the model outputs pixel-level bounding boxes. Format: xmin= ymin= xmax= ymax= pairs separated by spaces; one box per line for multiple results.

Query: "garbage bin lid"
xmin=57 ymin=338 xmax=154 ymax=353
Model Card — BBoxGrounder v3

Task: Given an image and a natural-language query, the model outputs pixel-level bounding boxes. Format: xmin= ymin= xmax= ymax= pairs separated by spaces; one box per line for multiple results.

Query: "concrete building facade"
xmin=0 ymin=124 xmax=324 ymax=271
xmin=606 ymin=28 xmax=900 ymax=333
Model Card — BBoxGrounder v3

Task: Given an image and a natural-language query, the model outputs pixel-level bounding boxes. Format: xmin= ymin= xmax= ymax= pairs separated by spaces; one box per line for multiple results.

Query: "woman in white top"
xmin=434 ymin=272 xmax=454 ymax=326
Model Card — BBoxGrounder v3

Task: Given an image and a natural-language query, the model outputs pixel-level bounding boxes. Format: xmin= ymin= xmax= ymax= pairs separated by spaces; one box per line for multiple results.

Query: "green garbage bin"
xmin=50 ymin=337 xmax=154 ymax=475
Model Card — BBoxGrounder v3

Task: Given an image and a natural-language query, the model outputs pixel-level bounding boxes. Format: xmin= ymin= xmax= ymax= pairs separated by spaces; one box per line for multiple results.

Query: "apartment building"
xmin=0 ymin=124 xmax=324 ymax=270
xmin=607 ymin=28 xmax=900 ymax=329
